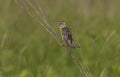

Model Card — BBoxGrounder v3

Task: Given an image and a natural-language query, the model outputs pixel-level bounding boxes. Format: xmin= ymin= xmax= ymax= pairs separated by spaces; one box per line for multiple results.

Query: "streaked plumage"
xmin=58 ymin=21 xmax=80 ymax=48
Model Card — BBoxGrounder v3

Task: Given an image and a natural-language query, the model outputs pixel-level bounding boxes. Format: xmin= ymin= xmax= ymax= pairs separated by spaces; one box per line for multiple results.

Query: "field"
xmin=0 ymin=0 xmax=120 ymax=77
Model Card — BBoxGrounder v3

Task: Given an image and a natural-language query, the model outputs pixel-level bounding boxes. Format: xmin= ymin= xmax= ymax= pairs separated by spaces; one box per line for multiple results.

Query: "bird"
xmin=57 ymin=21 xmax=80 ymax=48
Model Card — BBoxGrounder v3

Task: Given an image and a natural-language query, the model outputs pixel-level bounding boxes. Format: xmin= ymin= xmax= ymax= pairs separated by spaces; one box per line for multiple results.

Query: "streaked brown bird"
xmin=58 ymin=21 xmax=80 ymax=48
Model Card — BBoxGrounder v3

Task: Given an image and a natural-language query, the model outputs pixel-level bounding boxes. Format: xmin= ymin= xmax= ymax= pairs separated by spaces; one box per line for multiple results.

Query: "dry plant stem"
xmin=16 ymin=0 xmax=92 ymax=77
xmin=99 ymin=68 xmax=105 ymax=77
xmin=63 ymin=46 xmax=92 ymax=77
xmin=105 ymin=30 xmax=116 ymax=43
xmin=70 ymin=54 xmax=92 ymax=77
xmin=17 ymin=0 xmax=62 ymax=45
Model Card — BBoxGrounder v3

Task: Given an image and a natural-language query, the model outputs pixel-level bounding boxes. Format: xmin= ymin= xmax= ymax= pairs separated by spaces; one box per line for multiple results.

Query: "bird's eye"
xmin=58 ymin=23 xmax=62 ymax=26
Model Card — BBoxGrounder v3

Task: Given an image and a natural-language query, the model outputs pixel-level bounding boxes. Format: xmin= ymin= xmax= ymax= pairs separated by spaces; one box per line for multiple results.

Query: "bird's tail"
xmin=71 ymin=42 xmax=80 ymax=48
xmin=68 ymin=41 xmax=80 ymax=48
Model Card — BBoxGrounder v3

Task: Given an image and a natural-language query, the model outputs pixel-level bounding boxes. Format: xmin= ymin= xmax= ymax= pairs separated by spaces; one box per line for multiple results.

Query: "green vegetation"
xmin=0 ymin=0 xmax=120 ymax=77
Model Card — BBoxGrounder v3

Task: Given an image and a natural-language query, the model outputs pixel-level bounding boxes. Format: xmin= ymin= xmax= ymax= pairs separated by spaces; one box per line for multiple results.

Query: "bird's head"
xmin=57 ymin=21 xmax=66 ymax=29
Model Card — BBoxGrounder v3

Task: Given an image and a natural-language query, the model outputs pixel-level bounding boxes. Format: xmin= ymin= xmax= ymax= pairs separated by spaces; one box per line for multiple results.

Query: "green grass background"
xmin=0 ymin=0 xmax=120 ymax=77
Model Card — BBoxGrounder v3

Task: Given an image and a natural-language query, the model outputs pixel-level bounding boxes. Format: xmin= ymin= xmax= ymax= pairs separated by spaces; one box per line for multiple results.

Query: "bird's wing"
xmin=66 ymin=27 xmax=72 ymax=43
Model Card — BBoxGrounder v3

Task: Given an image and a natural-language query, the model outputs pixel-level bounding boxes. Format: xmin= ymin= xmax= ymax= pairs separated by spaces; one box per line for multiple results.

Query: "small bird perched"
xmin=57 ymin=21 xmax=80 ymax=48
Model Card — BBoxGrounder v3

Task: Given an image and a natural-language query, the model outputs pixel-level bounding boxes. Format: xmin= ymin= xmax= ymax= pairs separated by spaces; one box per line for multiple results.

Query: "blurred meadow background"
xmin=0 ymin=0 xmax=120 ymax=77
